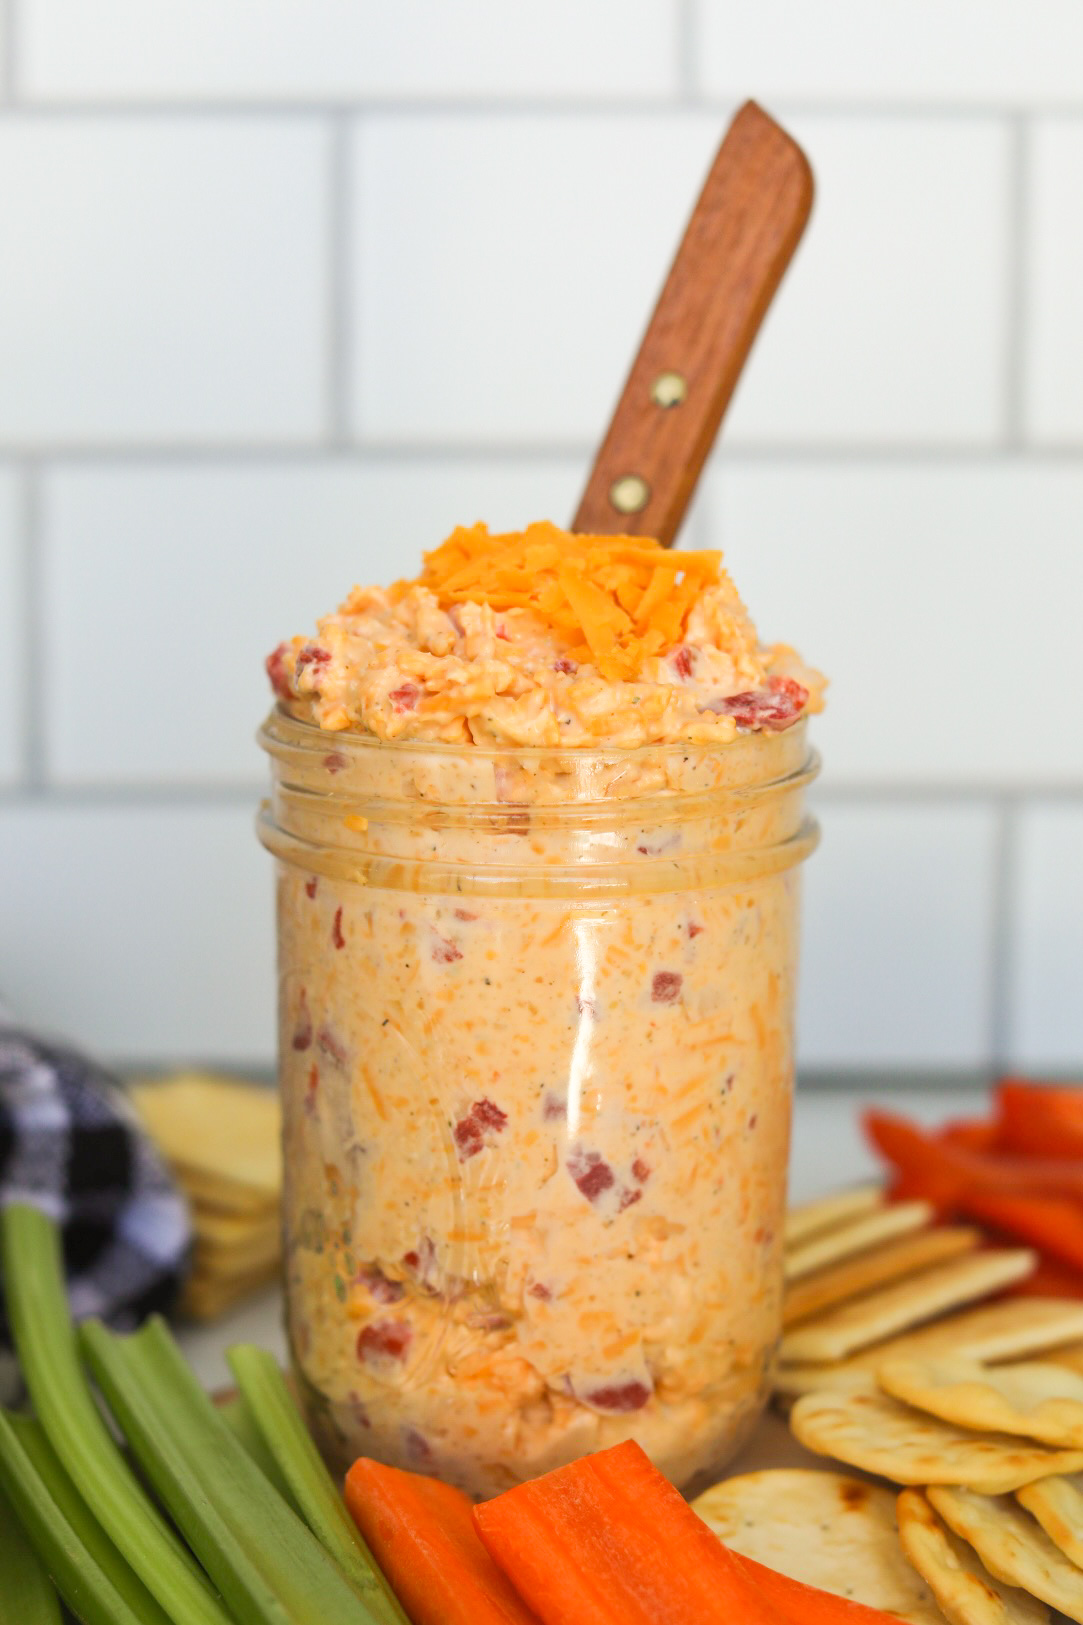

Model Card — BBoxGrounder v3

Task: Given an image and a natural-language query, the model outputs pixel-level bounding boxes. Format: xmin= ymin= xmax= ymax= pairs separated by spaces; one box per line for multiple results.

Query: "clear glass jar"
xmin=258 ymin=710 xmax=819 ymax=1499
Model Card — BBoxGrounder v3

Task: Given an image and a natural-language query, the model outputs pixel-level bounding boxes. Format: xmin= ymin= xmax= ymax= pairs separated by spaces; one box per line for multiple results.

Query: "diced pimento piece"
xmin=687 ymin=920 xmax=704 ymax=938
xmin=291 ymin=991 xmax=313 ymax=1051
xmin=528 ymin=1282 xmax=553 ymax=1301
xmin=454 ymin=1098 xmax=508 ymax=1160
xmin=390 ymin=682 xmax=420 ymax=713
xmin=707 ymin=674 xmax=808 ymax=732
xmin=618 ymin=1187 xmax=642 ymax=1212
xmin=553 ymin=657 xmax=578 ymax=675
xmin=323 ymin=751 xmax=348 ymax=774
xmin=542 ymin=1092 xmax=567 ymax=1121
xmin=402 ymin=1426 xmax=433 ymax=1464
xmin=432 ymin=935 xmax=463 ymax=964
xmin=651 ymin=970 xmax=683 ymax=1004
xmin=296 ymin=644 xmax=331 ymax=672
xmin=453 ymin=908 xmax=478 ymax=922
xmin=316 ymin=1024 xmax=348 ymax=1068
xmin=265 ymin=642 xmax=292 ymax=699
xmin=356 ymin=1264 xmax=406 ymax=1304
xmin=567 ymin=1148 xmax=615 ymax=1203
xmin=304 ymin=876 xmax=318 ymax=899
xmin=580 ymin=1379 xmax=652 ymax=1413
xmin=357 ymin=1320 xmax=411 ymax=1364
xmin=632 ymin=1157 xmax=651 ymax=1184
xmin=332 ymin=908 xmax=346 ymax=950
xmin=671 ymin=646 xmax=694 ymax=679
xmin=401 ymin=1236 xmax=438 ymax=1288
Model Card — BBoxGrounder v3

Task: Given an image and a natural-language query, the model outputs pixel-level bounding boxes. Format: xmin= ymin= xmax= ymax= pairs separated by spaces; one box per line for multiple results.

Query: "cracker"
xmin=926 ymin=1486 xmax=1083 ymax=1624
xmin=1015 ymin=1474 xmax=1083 ymax=1569
xmin=781 ymin=1252 xmax=1036 ymax=1364
xmin=785 ymin=1184 xmax=884 ymax=1249
xmin=785 ymin=1201 xmax=935 ymax=1283
xmin=790 ymin=1388 xmax=1083 ymax=1493
xmin=778 ymin=1299 xmax=1083 ymax=1400
xmin=896 ymin=1489 xmax=1049 ymax=1625
xmin=880 ymin=1358 xmax=1083 ymax=1449
xmin=131 ymin=1074 xmax=281 ymax=1194
xmin=784 ymin=1227 xmax=981 ymax=1329
xmin=1046 ymin=1341 xmax=1083 ymax=1379
xmin=692 ymin=1470 xmax=943 ymax=1623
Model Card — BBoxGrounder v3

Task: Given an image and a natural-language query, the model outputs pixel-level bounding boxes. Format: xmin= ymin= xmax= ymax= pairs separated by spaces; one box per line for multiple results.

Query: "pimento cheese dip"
xmin=260 ymin=522 xmax=823 ymax=1497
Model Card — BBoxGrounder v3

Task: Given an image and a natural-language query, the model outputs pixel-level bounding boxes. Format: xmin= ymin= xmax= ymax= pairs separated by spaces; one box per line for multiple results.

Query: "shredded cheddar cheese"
xmin=398 ymin=521 xmax=723 ymax=681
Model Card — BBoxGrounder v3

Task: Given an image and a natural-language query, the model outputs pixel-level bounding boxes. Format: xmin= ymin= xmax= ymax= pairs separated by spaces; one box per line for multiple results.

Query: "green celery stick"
xmin=215 ymin=1393 xmax=296 ymax=1506
xmin=0 ymin=1204 xmax=229 ymax=1625
xmin=0 ymin=1473 xmax=61 ymax=1625
xmin=83 ymin=1316 xmax=388 ymax=1625
xmin=0 ymin=1410 xmax=162 ymax=1625
xmin=9 ymin=1413 xmax=173 ymax=1625
xmin=228 ymin=1344 xmax=408 ymax=1624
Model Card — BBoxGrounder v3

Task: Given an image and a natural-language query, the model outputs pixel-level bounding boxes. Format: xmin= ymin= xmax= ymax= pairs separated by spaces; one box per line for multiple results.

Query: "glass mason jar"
xmin=258 ymin=708 xmax=819 ymax=1499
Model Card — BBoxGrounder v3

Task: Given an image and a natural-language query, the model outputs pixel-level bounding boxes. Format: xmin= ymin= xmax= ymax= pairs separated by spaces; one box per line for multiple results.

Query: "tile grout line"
xmin=9 ymin=440 xmax=1083 ymax=466
xmin=1 ymin=95 xmax=1081 ymax=120
xmin=326 ymin=110 xmax=352 ymax=445
xmin=17 ymin=459 xmax=46 ymax=789
xmin=675 ymin=0 xmax=699 ymax=102
xmin=0 ymin=0 xmax=14 ymax=101
xmin=987 ymin=794 xmax=1021 ymax=1069
xmin=1001 ymin=114 xmax=1030 ymax=449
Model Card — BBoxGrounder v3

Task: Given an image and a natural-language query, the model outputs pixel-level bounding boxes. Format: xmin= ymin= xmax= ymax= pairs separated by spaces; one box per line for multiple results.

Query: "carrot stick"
xmin=949 ymin=1190 xmax=1083 ymax=1273
xmin=995 ymin=1080 xmax=1083 ymax=1161
xmin=1004 ymin=1253 xmax=1083 ymax=1301
xmin=343 ymin=1458 xmax=539 ymax=1625
xmin=938 ymin=1117 xmax=1001 ymax=1153
xmin=864 ymin=1110 xmax=1083 ymax=1205
xmin=473 ymin=1440 xmax=787 ymax=1625
xmin=735 ymin=1553 xmax=924 ymax=1624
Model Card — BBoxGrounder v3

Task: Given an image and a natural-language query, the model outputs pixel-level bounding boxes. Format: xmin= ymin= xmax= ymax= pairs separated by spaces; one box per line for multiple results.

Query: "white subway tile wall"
xmin=0 ymin=2 xmax=1079 ymax=1074
xmin=1010 ymin=804 xmax=1083 ymax=1069
xmin=0 ymin=468 xmax=22 ymax=785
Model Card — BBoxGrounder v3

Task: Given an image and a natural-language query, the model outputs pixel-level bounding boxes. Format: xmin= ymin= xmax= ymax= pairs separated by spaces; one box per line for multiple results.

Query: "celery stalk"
xmin=9 ymin=1413 xmax=173 ymax=1625
xmin=83 ymin=1316 xmax=388 ymax=1625
xmin=228 ymin=1344 xmax=408 ymax=1624
xmin=0 ymin=1474 xmax=61 ymax=1625
xmin=0 ymin=1204 xmax=229 ymax=1625
xmin=216 ymin=1392 xmax=296 ymax=1506
xmin=0 ymin=1410 xmax=158 ymax=1625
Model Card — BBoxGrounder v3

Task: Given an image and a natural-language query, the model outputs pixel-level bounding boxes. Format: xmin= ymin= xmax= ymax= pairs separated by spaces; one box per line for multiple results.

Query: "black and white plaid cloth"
xmin=0 ymin=1016 xmax=192 ymax=1369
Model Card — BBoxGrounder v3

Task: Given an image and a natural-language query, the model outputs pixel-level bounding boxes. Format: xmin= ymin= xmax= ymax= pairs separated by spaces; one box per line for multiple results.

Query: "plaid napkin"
xmin=0 ymin=1016 xmax=192 ymax=1365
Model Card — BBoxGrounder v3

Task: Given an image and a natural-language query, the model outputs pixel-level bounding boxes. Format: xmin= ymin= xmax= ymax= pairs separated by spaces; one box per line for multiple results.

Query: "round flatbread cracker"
xmin=692 ymin=1470 xmax=943 ymax=1623
xmin=790 ymin=1388 xmax=1083 ymax=1493
xmin=1015 ymin=1473 xmax=1083 ymax=1569
xmin=880 ymin=1358 xmax=1083 ymax=1449
xmin=896 ymin=1489 xmax=1049 ymax=1625
xmin=926 ymin=1486 xmax=1083 ymax=1624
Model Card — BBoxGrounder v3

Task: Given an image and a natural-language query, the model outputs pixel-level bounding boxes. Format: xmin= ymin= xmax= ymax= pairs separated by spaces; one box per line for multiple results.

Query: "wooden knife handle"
xmin=572 ymin=102 xmax=813 ymax=548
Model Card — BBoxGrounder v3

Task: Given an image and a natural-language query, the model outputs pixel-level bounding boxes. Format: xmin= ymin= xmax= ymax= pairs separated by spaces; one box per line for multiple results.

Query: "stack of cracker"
xmin=763 ymin=1184 xmax=1083 ymax=1622
xmin=777 ymin=1184 xmax=1075 ymax=1403
xmin=131 ymin=1073 xmax=282 ymax=1321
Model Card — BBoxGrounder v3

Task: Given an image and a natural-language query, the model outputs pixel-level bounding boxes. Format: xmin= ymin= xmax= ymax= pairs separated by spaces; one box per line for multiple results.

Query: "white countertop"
xmin=178 ymin=1085 xmax=978 ymax=1391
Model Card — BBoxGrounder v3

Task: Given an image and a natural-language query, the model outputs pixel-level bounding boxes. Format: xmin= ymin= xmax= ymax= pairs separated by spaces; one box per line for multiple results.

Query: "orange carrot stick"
xmin=736 ymin=1552 xmax=927 ymax=1624
xmin=473 ymin=1440 xmax=787 ymax=1625
xmin=344 ymin=1458 xmax=540 ymax=1625
xmin=1004 ymin=1252 xmax=1083 ymax=1301
xmin=995 ymin=1080 xmax=1083 ymax=1160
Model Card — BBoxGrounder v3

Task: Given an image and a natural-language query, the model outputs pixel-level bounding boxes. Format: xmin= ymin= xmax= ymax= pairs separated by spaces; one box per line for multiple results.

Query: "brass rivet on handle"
xmin=609 ymin=474 xmax=651 ymax=515
xmin=650 ymin=370 xmax=687 ymax=408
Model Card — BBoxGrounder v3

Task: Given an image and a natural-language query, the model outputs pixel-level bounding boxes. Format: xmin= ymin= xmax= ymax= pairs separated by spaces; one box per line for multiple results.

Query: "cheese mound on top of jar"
xmin=262 ymin=521 xmax=823 ymax=1499
xmin=266 ymin=520 xmax=824 ymax=747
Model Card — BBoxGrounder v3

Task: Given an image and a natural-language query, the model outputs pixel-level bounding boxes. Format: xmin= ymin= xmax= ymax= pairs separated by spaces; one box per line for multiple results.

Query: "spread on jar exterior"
xmin=260 ymin=520 xmax=823 ymax=1498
